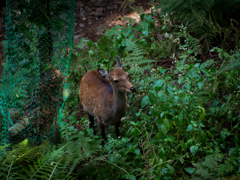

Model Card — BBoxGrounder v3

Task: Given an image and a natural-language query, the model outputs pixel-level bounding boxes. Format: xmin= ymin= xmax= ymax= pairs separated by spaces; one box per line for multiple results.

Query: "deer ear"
xmin=97 ymin=68 xmax=110 ymax=79
xmin=116 ymin=57 xmax=122 ymax=69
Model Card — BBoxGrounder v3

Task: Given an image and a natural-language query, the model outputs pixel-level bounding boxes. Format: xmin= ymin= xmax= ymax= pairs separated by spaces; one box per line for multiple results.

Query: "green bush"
xmin=62 ymin=9 xmax=240 ymax=179
xmin=153 ymin=0 xmax=240 ymax=51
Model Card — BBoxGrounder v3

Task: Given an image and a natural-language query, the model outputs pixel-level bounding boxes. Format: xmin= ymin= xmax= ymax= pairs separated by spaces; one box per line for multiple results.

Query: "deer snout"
xmin=130 ymin=86 xmax=136 ymax=92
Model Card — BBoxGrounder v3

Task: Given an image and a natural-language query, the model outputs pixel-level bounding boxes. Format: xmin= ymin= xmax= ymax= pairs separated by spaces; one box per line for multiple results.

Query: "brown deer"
xmin=79 ymin=57 xmax=136 ymax=145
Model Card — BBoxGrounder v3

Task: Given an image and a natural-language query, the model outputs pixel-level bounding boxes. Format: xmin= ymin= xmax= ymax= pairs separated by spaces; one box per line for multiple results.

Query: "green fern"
xmin=124 ymin=39 xmax=156 ymax=75
xmin=200 ymin=59 xmax=216 ymax=69
xmin=156 ymin=0 xmax=240 ymax=42
xmin=0 ymin=131 xmax=102 ymax=179
xmin=216 ymin=48 xmax=240 ymax=76
xmin=0 ymin=139 xmax=40 ymax=179
xmin=192 ymin=149 xmax=240 ymax=179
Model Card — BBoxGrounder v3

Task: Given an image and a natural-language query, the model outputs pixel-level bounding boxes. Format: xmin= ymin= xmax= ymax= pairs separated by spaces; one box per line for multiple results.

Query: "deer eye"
xmin=114 ymin=80 xmax=119 ymax=83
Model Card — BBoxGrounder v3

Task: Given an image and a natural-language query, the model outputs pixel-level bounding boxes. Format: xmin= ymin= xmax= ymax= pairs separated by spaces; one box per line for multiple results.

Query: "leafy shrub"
xmin=153 ymin=0 xmax=240 ymax=52
xmin=61 ymin=9 xmax=240 ymax=179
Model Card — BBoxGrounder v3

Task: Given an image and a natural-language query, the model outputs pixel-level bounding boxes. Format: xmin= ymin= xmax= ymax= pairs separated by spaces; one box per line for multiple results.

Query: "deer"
xmin=79 ymin=57 xmax=136 ymax=146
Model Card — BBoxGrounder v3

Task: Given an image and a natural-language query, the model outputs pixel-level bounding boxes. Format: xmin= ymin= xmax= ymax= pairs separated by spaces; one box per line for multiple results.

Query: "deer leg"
xmin=114 ymin=121 xmax=120 ymax=138
xmin=97 ymin=119 xmax=105 ymax=146
xmin=88 ymin=115 xmax=96 ymax=135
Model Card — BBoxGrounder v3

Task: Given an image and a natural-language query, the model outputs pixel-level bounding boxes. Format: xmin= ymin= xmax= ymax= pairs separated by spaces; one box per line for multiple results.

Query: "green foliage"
xmin=153 ymin=0 xmax=240 ymax=50
xmin=124 ymin=39 xmax=155 ymax=75
xmin=61 ymin=9 xmax=240 ymax=179
xmin=212 ymin=47 xmax=240 ymax=75
xmin=191 ymin=148 xmax=240 ymax=179
xmin=0 ymin=130 xmax=103 ymax=179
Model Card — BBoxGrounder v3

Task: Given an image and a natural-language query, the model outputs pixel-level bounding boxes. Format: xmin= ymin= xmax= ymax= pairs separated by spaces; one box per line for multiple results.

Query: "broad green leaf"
xmin=173 ymin=96 xmax=179 ymax=103
xmin=161 ymin=125 xmax=168 ymax=135
xmin=197 ymin=82 xmax=203 ymax=89
xmin=178 ymin=77 xmax=182 ymax=84
xmin=163 ymin=118 xmax=170 ymax=131
xmin=130 ymin=121 xmax=136 ymax=125
xmin=212 ymin=100 xmax=219 ymax=107
xmin=149 ymin=93 xmax=155 ymax=105
xmin=87 ymin=40 xmax=93 ymax=48
xmin=181 ymin=141 xmax=187 ymax=151
xmin=180 ymin=157 xmax=184 ymax=164
xmin=177 ymin=129 xmax=181 ymax=139
xmin=190 ymin=145 xmax=198 ymax=156
xmin=187 ymin=125 xmax=192 ymax=132
xmin=135 ymin=149 xmax=140 ymax=155
xmin=68 ymin=115 xmax=78 ymax=122
xmin=130 ymin=128 xmax=138 ymax=136
xmin=166 ymin=135 xmax=176 ymax=142
xmin=154 ymin=79 xmax=163 ymax=90
xmin=151 ymin=107 xmax=159 ymax=116
xmin=167 ymin=86 xmax=173 ymax=92
xmin=223 ymin=52 xmax=230 ymax=58
xmin=178 ymin=117 xmax=183 ymax=126
xmin=141 ymin=96 xmax=149 ymax=108
xmin=142 ymin=29 xmax=148 ymax=36
xmin=199 ymin=107 xmax=205 ymax=121
xmin=158 ymin=92 xmax=167 ymax=102
xmin=139 ymin=38 xmax=147 ymax=45
xmin=157 ymin=130 xmax=163 ymax=139
xmin=183 ymin=95 xmax=188 ymax=104
xmin=188 ymin=68 xmax=196 ymax=78
xmin=199 ymin=130 xmax=207 ymax=142
xmin=89 ymin=50 xmax=94 ymax=56
xmin=194 ymin=63 xmax=200 ymax=68
xmin=128 ymin=175 xmax=136 ymax=180
xmin=160 ymin=112 xmax=164 ymax=117
xmin=159 ymin=148 xmax=165 ymax=158
xmin=135 ymin=112 xmax=141 ymax=116
xmin=218 ymin=52 xmax=223 ymax=60
xmin=188 ymin=49 xmax=194 ymax=54
xmin=68 ymin=126 xmax=75 ymax=131
xmin=145 ymin=14 xmax=152 ymax=22
xmin=185 ymin=167 xmax=195 ymax=174
xmin=184 ymin=83 xmax=191 ymax=90
xmin=199 ymin=123 xmax=205 ymax=127
xmin=122 ymin=137 xmax=130 ymax=143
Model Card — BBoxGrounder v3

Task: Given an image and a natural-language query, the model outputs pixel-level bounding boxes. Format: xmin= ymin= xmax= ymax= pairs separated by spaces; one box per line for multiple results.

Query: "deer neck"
xmin=111 ymin=84 xmax=126 ymax=111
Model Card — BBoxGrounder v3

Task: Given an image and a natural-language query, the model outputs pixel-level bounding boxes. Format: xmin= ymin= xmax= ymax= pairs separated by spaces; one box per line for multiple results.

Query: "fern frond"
xmin=0 ymin=129 xmax=101 ymax=179
xmin=29 ymin=143 xmax=69 ymax=179
xmin=124 ymin=39 xmax=156 ymax=75
xmin=217 ymin=49 xmax=240 ymax=75
xmin=200 ymin=59 xmax=216 ymax=69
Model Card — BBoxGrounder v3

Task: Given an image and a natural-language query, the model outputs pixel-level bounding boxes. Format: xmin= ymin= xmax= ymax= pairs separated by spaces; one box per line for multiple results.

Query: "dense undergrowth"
xmin=1 ymin=0 xmax=240 ymax=179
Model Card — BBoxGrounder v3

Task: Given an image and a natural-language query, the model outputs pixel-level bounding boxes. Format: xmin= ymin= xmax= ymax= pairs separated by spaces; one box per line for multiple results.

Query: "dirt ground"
xmin=73 ymin=0 xmax=151 ymax=43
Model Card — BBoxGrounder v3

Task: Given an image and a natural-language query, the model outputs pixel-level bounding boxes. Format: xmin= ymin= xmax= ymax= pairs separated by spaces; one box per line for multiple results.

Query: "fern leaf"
xmin=201 ymin=59 xmax=216 ymax=69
